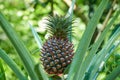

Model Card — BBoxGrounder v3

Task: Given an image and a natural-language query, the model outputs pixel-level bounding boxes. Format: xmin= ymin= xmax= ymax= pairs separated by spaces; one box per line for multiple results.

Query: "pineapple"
xmin=40 ymin=15 xmax=74 ymax=75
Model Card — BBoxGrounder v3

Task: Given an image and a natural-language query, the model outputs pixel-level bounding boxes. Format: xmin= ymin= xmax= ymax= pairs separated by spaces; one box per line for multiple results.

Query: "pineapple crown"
xmin=46 ymin=15 xmax=73 ymax=39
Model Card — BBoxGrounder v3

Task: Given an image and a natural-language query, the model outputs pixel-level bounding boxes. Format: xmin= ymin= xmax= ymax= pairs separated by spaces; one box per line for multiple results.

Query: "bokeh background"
xmin=0 ymin=0 xmax=120 ymax=80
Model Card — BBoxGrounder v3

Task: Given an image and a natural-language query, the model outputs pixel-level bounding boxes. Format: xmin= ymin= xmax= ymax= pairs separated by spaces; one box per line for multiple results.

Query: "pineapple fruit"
xmin=40 ymin=15 xmax=74 ymax=75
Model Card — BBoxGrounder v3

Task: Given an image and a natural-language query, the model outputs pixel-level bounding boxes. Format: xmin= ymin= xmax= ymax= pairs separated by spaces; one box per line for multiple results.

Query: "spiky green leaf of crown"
xmin=46 ymin=15 xmax=73 ymax=38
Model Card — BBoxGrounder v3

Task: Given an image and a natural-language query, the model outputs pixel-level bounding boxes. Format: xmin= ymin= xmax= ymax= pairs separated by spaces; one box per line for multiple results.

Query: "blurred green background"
xmin=0 ymin=0 xmax=120 ymax=80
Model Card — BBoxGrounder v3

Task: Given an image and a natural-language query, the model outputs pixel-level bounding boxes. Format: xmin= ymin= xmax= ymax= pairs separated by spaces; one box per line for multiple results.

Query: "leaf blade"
xmin=0 ymin=60 xmax=6 ymax=80
xmin=29 ymin=23 xmax=43 ymax=49
xmin=67 ymin=0 xmax=109 ymax=80
xmin=0 ymin=49 xmax=27 ymax=80
xmin=89 ymin=27 xmax=120 ymax=80
xmin=0 ymin=12 xmax=39 ymax=80
xmin=77 ymin=10 xmax=120 ymax=80
xmin=66 ymin=0 xmax=76 ymax=42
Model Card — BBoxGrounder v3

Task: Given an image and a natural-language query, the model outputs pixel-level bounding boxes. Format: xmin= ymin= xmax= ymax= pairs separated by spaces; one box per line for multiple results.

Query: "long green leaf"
xmin=104 ymin=40 xmax=120 ymax=62
xmin=0 ymin=49 xmax=27 ymax=80
xmin=66 ymin=0 xmax=76 ymax=17
xmin=89 ymin=27 xmax=120 ymax=80
xmin=66 ymin=0 xmax=76 ymax=42
xmin=105 ymin=65 xmax=120 ymax=80
xmin=29 ymin=23 xmax=43 ymax=49
xmin=94 ymin=40 xmax=120 ymax=79
xmin=29 ymin=18 xmax=49 ymax=80
xmin=67 ymin=0 xmax=109 ymax=80
xmin=86 ymin=40 xmax=120 ymax=80
xmin=77 ymin=10 xmax=120 ymax=80
xmin=0 ymin=12 xmax=39 ymax=80
xmin=0 ymin=60 xmax=6 ymax=80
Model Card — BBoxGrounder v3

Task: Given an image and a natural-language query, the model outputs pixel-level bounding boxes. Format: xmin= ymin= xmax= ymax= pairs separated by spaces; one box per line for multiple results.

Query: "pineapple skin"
xmin=40 ymin=15 xmax=74 ymax=75
xmin=40 ymin=36 xmax=74 ymax=74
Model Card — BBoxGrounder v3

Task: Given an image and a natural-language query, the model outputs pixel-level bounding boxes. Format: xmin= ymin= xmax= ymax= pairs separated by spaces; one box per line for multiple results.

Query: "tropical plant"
xmin=0 ymin=0 xmax=120 ymax=80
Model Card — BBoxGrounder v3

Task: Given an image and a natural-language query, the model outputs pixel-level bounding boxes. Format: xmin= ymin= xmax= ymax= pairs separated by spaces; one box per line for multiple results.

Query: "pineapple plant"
xmin=40 ymin=15 xmax=74 ymax=75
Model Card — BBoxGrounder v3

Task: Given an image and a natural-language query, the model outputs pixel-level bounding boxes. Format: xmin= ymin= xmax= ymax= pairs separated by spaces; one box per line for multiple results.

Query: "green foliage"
xmin=0 ymin=0 xmax=120 ymax=80
xmin=0 ymin=49 xmax=27 ymax=80
xmin=46 ymin=15 xmax=72 ymax=38
xmin=78 ymin=10 xmax=120 ymax=80
xmin=0 ymin=60 xmax=6 ymax=80
xmin=68 ymin=0 xmax=109 ymax=80
xmin=29 ymin=23 xmax=43 ymax=49
xmin=0 ymin=12 xmax=39 ymax=80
